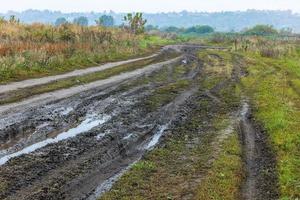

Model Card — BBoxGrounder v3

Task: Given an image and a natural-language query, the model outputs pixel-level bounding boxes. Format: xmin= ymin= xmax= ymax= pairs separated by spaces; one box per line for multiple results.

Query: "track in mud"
xmin=239 ymin=101 xmax=279 ymax=200
xmin=0 ymin=45 xmax=279 ymax=200
xmin=0 ymin=45 xmax=203 ymax=200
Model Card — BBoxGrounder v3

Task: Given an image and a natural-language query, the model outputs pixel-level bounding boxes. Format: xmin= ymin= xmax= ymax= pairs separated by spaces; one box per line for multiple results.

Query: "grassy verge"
xmin=0 ymin=52 xmax=179 ymax=105
xmin=241 ymin=51 xmax=300 ymax=199
xmin=196 ymin=132 xmax=243 ymax=200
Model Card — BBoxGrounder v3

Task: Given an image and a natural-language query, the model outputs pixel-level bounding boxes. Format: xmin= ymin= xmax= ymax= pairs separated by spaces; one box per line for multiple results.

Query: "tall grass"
xmin=0 ymin=20 xmax=174 ymax=83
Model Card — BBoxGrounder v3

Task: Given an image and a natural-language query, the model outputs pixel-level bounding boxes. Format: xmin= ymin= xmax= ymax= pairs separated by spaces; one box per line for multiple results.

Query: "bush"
xmin=55 ymin=17 xmax=68 ymax=26
xmin=244 ymin=25 xmax=278 ymax=36
xmin=185 ymin=25 xmax=214 ymax=35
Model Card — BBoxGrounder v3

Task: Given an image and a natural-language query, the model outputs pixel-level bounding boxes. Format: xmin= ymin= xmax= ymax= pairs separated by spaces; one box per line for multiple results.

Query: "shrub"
xmin=244 ymin=25 xmax=278 ymax=36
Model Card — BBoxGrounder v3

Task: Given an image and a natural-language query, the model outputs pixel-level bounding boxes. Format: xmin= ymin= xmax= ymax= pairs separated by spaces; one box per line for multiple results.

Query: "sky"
xmin=1 ymin=0 xmax=299 ymax=13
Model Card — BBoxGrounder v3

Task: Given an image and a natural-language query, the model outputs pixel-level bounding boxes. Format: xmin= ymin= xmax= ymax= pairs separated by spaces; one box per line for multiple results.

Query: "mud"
xmin=0 ymin=45 xmax=203 ymax=200
xmin=0 ymin=54 xmax=158 ymax=94
xmin=239 ymin=101 xmax=279 ymax=200
xmin=0 ymin=45 xmax=279 ymax=200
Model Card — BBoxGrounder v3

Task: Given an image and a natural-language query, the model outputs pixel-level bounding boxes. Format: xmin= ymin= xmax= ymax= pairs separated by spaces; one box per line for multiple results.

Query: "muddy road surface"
xmin=0 ymin=45 xmax=204 ymax=199
xmin=0 ymin=45 xmax=278 ymax=200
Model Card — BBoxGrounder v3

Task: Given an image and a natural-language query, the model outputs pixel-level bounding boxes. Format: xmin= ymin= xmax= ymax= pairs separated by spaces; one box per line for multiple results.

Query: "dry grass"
xmin=0 ymin=20 xmax=175 ymax=83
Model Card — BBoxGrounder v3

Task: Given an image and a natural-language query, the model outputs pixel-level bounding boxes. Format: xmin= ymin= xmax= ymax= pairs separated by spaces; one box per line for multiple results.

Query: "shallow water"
xmin=146 ymin=125 xmax=168 ymax=149
xmin=0 ymin=114 xmax=111 ymax=165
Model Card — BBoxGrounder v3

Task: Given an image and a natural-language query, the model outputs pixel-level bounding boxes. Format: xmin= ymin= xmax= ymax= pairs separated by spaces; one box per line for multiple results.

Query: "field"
xmin=0 ymin=20 xmax=299 ymax=200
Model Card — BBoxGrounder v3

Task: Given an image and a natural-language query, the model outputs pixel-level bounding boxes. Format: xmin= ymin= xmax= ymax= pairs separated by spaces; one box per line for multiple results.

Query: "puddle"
xmin=0 ymin=114 xmax=111 ymax=166
xmin=240 ymin=101 xmax=249 ymax=118
xmin=146 ymin=125 xmax=168 ymax=149
xmin=123 ymin=133 xmax=133 ymax=140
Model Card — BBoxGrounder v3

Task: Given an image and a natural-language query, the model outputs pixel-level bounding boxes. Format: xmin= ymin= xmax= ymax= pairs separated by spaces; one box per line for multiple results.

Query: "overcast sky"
xmin=1 ymin=0 xmax=299 ymax=13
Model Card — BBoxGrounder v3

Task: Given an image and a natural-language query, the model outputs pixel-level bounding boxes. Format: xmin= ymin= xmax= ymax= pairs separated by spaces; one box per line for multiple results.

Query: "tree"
xmin=185 ymin=25 xmax=214 ymax=34
xmin=55 ymin=17 xmax=67 ymax=26
xmin=9 ymin=15 xmax=20 ymax=24
xmin=73 ymin=16 xmax=88 ymax=26
xmin=145 ymin=24 xmax=158 ymax=31
xmin=96 ymin=15 xmax=114 ymax=27
xmin=164 ymin=26 xmax=181 ymax=33
xmin=244 ymin=25 xmax=278 ymax=36
xmin=124 ymin=13 xmax=147 ymax=34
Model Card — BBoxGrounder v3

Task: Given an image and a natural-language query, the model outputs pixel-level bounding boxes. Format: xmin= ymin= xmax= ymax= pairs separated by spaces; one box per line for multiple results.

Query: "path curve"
xmin=0 ymin=56 xmax=182 ymax=115
xmin=0 ymin=45 xmax=228 ymax=94
xmin=0 ymin=54 xmax=158 ymax=94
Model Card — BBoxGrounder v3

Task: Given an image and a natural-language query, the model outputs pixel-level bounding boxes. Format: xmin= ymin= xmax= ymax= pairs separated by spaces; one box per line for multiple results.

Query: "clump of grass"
xmin=144 ymin=79 xmax=190 ymax=111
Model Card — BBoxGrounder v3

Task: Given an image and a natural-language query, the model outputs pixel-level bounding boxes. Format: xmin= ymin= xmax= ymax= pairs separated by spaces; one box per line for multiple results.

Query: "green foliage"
xmin=73 ymin=16 xmax=88 ymax=26
xmin=163 ymin=26 xmax=182 ymax=33
xmin=55 ymin=17 xmax=68 ymax=26
xmin=124 ymin=13 xmax=147 ymax=34
xmin=145 ymin=24 xmax=158 ymax=31
xmin=96 ymin=15 xmax=114 ymax=27
xmin=185 ymin=25 xmax=214 ymax=35
xmin=244 ymin=25 xmax=278 ymax=36
xmin=132 ymin=161 xmax=156 ymax=171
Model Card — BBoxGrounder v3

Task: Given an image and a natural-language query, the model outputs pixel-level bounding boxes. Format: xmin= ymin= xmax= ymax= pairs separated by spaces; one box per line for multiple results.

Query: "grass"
xmin=241 ymin=49 xmax=300 ymax=199
xmin=196 ymin=133 xmax=243 ymax=200
xmin=0 ymin=52 xmax=179 ymax=105
xmin=0 ymin=21 xmax=178 ymax=84
xmin=144 ymin=79 xmax=190 ymax=112
xmin=100 ymin=50 xmax=244 ymax=200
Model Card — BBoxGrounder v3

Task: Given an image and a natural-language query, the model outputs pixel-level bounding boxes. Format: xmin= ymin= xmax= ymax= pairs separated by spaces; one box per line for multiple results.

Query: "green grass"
xmin=0 ymin=52 xmax=179 ymax=105
xmin=196 ymin=133 xmax=243 ymax=200
xmin=100 ymin=50 xmax=244 ymax=200
xmin=241 ymin=51 xmax=300 ymax=199
xmin=139 ymin=35 xmax=177 ymax=49
xmin=144 ymin=79 xmax=190 ymax=111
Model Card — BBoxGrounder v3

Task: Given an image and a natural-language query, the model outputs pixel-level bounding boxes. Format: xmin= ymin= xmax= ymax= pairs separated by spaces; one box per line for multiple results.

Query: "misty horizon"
xmin=0 ymin=0 xmax=300 ymax=13
xmin=1 ymin=8 xmax=299 ymax=14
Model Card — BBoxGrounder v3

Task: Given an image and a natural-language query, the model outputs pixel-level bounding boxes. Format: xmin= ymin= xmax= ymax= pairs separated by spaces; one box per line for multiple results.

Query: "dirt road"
xmin=0 ymin=45 xmax=278 ymax=200
xmin=0 ymin=54 xmax=158 ymax=94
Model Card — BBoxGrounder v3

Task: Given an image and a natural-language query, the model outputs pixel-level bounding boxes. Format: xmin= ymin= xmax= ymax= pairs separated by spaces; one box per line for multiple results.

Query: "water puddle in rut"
xmin=0 ymin=114 xmax=111 ymax=165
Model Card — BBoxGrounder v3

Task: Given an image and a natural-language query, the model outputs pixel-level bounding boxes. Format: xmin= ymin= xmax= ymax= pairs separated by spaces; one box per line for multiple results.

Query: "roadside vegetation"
xmin=206 ymin=32 xmax=300 ymax=199
xmin=0 ymin=13 xmax=299 ymax=199
xmin=240 ymin=44 xmax=300 ymax=199
xmin=0 ymin=15 xmax=178 ymax=83
xmin=0 ymin=51 xmax=179 ymax=105
xmin=100 ymin=28 xmax=300 ymax=199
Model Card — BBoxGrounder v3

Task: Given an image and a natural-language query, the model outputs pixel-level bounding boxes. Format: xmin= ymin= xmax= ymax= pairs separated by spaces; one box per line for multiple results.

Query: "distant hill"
xmin=1 ymin=9 xmax=300 ymax=32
